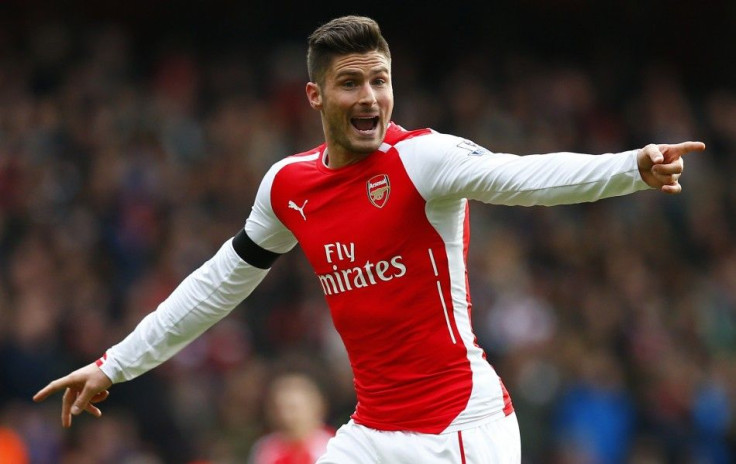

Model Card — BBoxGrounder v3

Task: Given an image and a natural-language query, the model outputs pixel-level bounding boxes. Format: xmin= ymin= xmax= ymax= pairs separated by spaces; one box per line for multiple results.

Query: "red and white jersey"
xmin=244 ymin=122 xmax=647 ymax=433
xmin=98 ymin=122 xmax=647 ymax=435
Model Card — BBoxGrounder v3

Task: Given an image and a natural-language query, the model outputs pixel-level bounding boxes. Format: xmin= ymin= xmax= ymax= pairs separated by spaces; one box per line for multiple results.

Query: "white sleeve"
xmin=98 ymin=162 xmax=298 ymax=384
xmin=398 ymin=133 xmax=650 ymax=206
xmin=98 ymin=238 xmax=269 ymax=383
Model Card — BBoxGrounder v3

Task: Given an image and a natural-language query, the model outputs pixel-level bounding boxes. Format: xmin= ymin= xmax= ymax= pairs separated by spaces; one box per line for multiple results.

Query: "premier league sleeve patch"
xmin=457 ymin=139 xmax=491 ymax=156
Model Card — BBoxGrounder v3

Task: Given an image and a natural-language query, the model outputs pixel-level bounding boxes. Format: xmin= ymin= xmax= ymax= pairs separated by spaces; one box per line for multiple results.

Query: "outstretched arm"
xmin=637 ymin=141 xmax=705 ymax=194
xmin=33 ymin=160 xmax=298 ymax=428
xmin=33 ymin=231 xmax=280 ymax=427
xmin=401 ymin=133 xmax=706 ymax=206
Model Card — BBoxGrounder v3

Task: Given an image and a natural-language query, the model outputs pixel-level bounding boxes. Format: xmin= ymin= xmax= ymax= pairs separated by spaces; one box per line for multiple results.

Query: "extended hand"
xmin=637 ymin=141 xmax=705 ymax=194
xmin=33 ymin=363 xmax=113 ymax=428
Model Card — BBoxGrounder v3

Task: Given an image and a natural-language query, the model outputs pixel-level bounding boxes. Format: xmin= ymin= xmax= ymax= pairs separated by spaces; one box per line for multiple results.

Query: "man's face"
xmin=307 ymin=51 xmax=393 ymax=165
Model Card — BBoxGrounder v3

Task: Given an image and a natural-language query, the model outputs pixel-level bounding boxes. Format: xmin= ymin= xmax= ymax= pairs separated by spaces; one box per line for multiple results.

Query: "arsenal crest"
xmin=367 ymin=174 xmax=391 ymax=208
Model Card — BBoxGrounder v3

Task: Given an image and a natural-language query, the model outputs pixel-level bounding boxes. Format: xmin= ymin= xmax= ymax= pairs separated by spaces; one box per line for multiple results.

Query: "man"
xmin=34 ymin=15 xmax=704 ymax=464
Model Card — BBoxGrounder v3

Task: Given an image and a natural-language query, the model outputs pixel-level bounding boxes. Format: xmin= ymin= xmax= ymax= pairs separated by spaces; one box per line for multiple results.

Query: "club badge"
xmin=367 ymin=174 xmax=391 ymax=208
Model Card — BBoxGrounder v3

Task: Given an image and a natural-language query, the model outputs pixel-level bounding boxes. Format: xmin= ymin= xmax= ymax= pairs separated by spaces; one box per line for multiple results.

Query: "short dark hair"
xmin=307 ymin=16 xmax=391 ymax=85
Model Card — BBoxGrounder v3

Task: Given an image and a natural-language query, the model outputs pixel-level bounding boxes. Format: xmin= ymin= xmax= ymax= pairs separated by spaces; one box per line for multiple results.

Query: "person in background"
xmin=248 ymin=372 xmax=334 ymax=464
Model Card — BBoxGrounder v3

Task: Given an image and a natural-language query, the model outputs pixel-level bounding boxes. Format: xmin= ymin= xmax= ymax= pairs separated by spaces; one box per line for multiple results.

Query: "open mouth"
xmin=351 ymin=116 xmax=379 ymax=134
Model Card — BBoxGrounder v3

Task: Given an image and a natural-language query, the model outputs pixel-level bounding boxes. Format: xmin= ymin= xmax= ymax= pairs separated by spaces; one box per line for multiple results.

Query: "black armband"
xmin=232 ymin=229 xmax=281 ymax=269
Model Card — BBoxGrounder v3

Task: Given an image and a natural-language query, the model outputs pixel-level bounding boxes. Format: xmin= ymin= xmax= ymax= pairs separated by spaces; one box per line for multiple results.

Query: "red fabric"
xmin=270 ymin=123 xmax=473 ymax=433
xmin=251 ymin=428 xmax=333 ymax=464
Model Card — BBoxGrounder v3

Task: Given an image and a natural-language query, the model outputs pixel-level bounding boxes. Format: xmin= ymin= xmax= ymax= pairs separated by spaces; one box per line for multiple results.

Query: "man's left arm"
xmin=401 ymin=133 xmax=704 ymax=206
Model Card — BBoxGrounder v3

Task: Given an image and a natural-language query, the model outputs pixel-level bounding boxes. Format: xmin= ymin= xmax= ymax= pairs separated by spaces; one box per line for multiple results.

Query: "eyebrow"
xmin=334 ymin=66 xmax=390 ymax=79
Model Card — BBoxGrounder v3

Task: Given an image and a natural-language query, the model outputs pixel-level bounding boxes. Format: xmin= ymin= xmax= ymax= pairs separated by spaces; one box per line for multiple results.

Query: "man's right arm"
xmin=32 ymin=230 xmax=278 ymax=426
xmin=33 ymin=231 xmax=278 ymax=426
xmin=34 ymin=162 xmax=298 ymax=426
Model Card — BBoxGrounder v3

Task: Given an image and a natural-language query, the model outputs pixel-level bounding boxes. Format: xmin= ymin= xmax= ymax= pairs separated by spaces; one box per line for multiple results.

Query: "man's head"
xmin=305 ymin=16 xmax=394 ymax=167
xmin=265 ymin=373 xmax=327 ymax=440
xmin=307 ymin=15 xmax=391 ymax=86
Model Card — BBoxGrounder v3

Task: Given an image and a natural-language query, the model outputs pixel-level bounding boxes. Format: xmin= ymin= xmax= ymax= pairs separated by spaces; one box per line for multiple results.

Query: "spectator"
xmin=248 ymin=373 xmax=334 ymax=464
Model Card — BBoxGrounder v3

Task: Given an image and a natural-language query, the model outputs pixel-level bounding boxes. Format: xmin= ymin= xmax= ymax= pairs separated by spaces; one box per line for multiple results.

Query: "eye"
xmin=371 ymin=75 xmax=389 ymax=87
xmin=342 ymin=80 xmax=356 ymax=89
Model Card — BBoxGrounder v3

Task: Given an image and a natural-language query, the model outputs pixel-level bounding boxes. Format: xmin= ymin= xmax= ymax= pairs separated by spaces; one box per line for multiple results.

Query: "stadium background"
xmin=1 ymin=1 xmax=735 ymax=462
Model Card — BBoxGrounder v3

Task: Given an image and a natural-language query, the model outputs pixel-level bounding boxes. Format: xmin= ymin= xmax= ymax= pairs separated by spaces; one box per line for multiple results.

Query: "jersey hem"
xmin=440 ymin=408 xmax=509 ymax=434
xmin=351 ymin=408 xmax=508 ymax=436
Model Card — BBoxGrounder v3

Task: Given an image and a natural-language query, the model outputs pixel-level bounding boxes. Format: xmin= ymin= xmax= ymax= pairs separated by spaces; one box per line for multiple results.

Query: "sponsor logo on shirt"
xmin=367 ymin=174 xmax=390 ymax=208
xmin=318 ymin=241 xmax=406 ymax=295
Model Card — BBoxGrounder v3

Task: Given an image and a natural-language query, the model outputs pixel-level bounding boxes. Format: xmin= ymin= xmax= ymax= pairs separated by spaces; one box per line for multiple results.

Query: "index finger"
xmin=33 ymin=378 xmax=70 ymax=403
xmin=660 ymin=141 xmax=706 ymax=160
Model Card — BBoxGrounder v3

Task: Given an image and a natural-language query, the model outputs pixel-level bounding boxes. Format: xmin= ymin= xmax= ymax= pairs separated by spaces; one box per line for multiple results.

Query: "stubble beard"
xmin=329 ymin=119 xmax=383 ymax=159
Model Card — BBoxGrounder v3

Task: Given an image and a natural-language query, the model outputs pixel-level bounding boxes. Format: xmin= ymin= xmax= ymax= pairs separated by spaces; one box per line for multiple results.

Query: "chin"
xmin=355 ymin=133 xmax=385 ymax=152
xmin=352 ymin=141 xmax=382 ymax=154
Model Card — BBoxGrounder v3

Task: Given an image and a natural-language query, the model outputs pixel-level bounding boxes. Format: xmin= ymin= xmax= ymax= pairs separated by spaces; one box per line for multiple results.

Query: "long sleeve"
xmin=98 ymin=237 xmax=270 ymax=383
xmin=397 ymin=133 xmax=650 ymax=206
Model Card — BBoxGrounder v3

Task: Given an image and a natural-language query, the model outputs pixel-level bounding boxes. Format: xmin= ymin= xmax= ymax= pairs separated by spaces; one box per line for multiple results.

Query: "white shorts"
xmin=316 ymin=413 xmax=521 ymax=464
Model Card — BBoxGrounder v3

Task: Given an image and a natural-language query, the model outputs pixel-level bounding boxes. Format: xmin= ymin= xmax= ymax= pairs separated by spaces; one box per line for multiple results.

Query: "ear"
xmin=306 ymin=82 xmax=322 ymax=110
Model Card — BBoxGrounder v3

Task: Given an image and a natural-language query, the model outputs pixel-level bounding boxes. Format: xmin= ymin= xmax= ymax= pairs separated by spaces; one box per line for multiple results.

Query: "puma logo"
xmin=288 ymin=200 xmax=308 ymax=221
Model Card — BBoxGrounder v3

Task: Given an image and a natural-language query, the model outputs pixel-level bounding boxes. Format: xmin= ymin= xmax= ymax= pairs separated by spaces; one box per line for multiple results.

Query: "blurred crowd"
xmin=1 ymin=9 xmax=736 ymax=464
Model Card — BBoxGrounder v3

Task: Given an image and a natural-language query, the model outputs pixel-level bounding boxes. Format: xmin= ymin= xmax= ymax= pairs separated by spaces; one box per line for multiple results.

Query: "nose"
xmin=358 ymin=82 xmax=377 ymax=106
